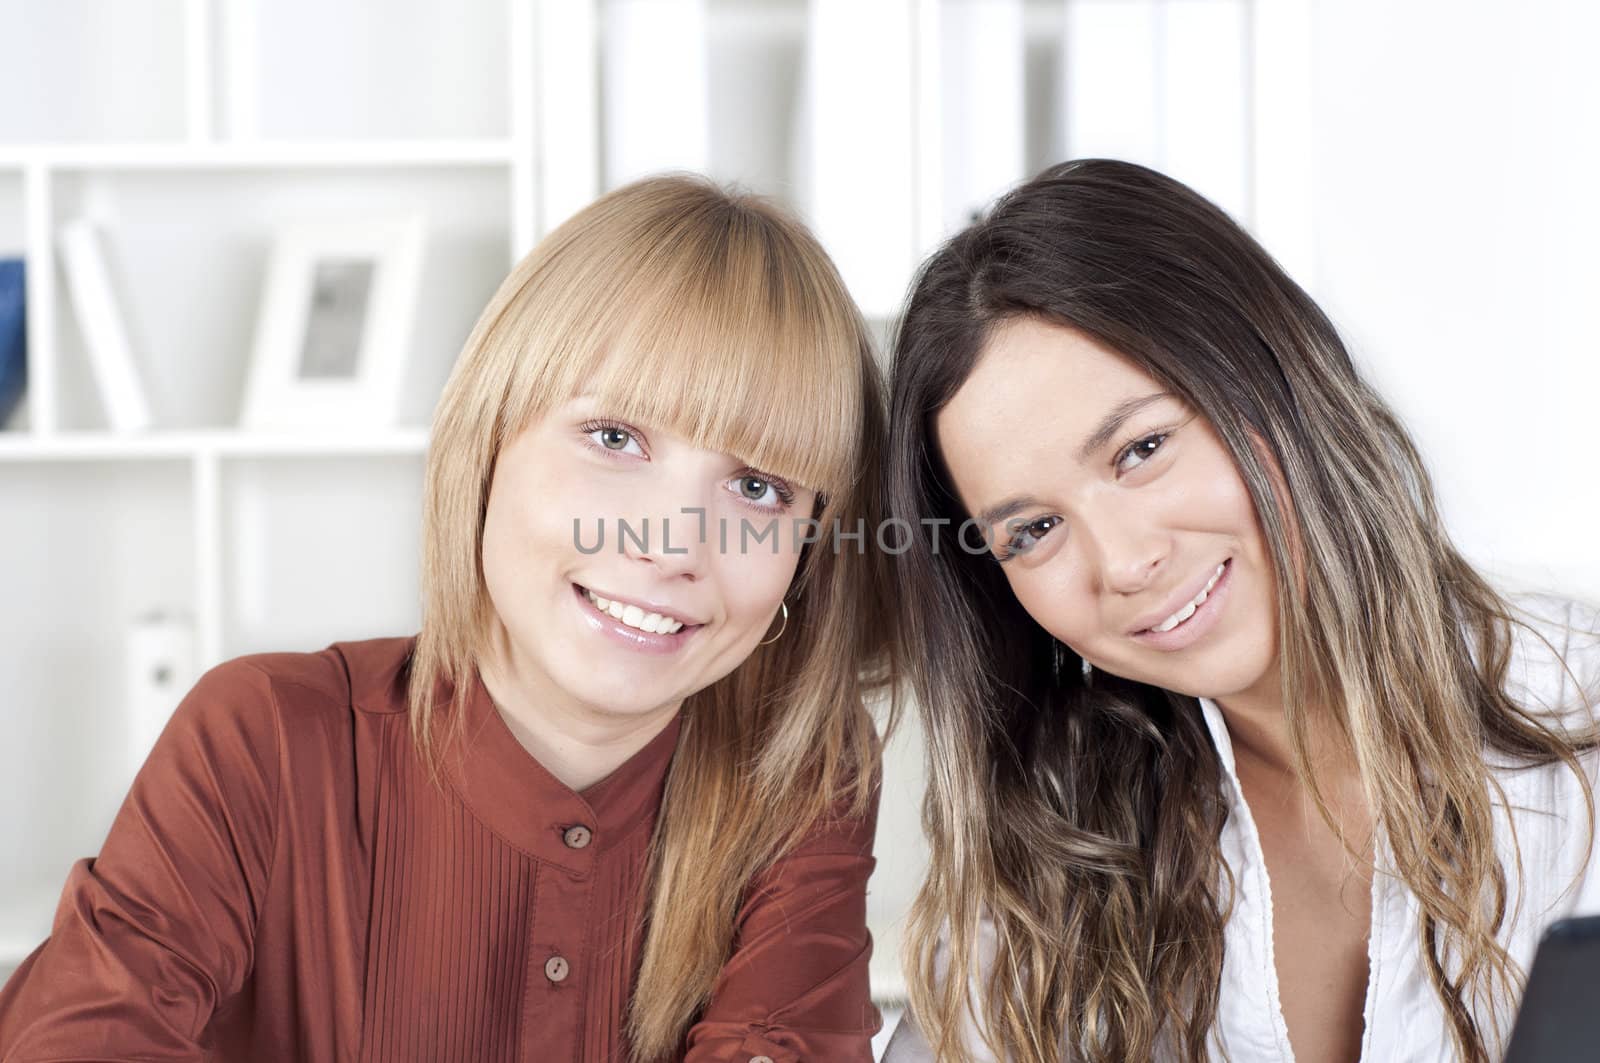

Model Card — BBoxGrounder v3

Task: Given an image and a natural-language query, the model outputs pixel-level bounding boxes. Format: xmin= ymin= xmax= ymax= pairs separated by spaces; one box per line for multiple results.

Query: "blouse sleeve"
xmin=680 ymin=774 xmax=883 ymax=1063
xmin=0 ymin=660 xmax=281 ymax=1061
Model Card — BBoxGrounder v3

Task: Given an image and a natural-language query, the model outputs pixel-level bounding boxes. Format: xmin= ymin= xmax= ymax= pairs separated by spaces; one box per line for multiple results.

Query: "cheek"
xmin=480 ymin=495 xmax=543 ymax=620
xmin=1170 ymin=448 xmax=1263 ymax=556
xmin=714 ymin=549 xmax=800 ymax=635
xmin=1008 ymin=568 xmax=1092 ymax=646
xmin=481 ymin=463 xmax=587 ymax=590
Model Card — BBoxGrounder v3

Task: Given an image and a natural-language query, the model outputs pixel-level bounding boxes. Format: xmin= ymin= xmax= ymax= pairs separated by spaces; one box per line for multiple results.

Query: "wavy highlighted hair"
xmin=886 ymin=159 xmax=1597 ymax=1063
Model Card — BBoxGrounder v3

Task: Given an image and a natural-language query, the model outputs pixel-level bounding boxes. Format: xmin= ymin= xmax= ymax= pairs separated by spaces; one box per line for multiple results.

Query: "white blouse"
xmin=883 ymin=594 xmax=1600 ymax=1061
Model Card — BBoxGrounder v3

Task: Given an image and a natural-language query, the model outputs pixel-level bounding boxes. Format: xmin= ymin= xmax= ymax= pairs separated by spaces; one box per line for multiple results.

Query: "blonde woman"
xmin=881 ymin=159 xmax=1599 ymax=1062
xmin=0 ymin=175 xmax=895 ymax=1062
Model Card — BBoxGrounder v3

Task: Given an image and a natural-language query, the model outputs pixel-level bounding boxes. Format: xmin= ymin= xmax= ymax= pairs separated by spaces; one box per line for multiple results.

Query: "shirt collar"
xmin=435 ymin=665 xmax=683 ymax=875
xmin=1197 ymin=695 xmax=1242 ymax=795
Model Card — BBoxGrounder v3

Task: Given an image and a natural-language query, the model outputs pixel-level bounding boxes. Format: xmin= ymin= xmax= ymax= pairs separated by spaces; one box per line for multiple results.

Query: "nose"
xmin=1077 ymin=493 xmax=1168 ymax=596
xmin=618 ymin=491 xmax=709 ymax=582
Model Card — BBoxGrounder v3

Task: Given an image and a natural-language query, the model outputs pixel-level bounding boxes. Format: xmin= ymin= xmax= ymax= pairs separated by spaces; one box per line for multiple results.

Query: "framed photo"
xmin=239 ymin=214 xmax=425 ymax=430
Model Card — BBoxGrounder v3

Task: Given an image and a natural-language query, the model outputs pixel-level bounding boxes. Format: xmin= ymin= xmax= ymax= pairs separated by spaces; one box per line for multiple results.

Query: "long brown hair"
xmin=408 ymin=174 xmax=895 ymax=1060
xmin=886 ymin=158 xmax=1596 ymax=1062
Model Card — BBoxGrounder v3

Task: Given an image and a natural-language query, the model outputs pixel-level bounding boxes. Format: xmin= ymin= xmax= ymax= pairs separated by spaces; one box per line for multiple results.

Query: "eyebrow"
xmin=972 ymin=391 xmax=1172 ymax=530
xmin=974 ymin=493 xmax=1041 ymax=533
xmin=1076 ymin=392 xmax=1172 ymax=463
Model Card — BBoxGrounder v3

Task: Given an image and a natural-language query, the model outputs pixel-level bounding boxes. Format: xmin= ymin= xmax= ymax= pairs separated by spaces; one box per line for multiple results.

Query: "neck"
xmin=478 ymin=630 xmax=682 ymax=792
xmin=1213 ymin=673 xmax=1375 ymax=857
xmin=1212 ymin=662 xmax=1356 ymax=785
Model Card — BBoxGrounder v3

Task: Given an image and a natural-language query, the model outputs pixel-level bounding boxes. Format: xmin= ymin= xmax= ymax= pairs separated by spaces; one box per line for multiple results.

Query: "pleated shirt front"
xmin=0 ymin=636 xmax=881 ymax=1062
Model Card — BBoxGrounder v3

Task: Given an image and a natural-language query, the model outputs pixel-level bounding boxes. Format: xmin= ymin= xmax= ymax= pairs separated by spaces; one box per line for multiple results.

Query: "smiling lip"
xmin=1128 ymin=559 xmax=1233 ymax=652
xmin=574 ymin=583 xmax=704 ymax=627
xmin=570 ymin=582 xmax=704 ymax=656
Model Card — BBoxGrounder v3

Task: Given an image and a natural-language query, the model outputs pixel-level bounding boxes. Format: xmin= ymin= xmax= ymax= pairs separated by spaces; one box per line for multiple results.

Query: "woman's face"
xmin=480 ymin=393 xmax=816 ymax=721
xmin=934 ymin=317 xmax=1280 ymax=705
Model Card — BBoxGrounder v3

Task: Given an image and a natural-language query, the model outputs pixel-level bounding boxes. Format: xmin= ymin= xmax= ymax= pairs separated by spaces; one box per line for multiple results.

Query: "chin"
xmin=1172 ymin=663 xmax=1274 ymax=704
xmin=1098 ymin=655 xmax=1257 ymax=704
xmin=561 ymin=675 xmax=677 ymax=718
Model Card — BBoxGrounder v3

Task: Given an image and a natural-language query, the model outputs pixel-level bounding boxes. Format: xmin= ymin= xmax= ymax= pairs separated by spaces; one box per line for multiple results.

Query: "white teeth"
xmin=1150 ymin=563 xmax=1226 ymax=634
xmin=1153 ymin=601 xmax=1197 ymax=633
xmin=583 ymin=587 xmax=684 ymax=635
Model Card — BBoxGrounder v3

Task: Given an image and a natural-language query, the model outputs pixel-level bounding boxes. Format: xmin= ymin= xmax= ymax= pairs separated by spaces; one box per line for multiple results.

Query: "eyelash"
xmin=579 ymin=418 xmax=646 ymax=457
xmin=996 ymin=516 xmax=1060 ymax=563
xmin=577 ymin=418 xmax=797 ymax=512
xmin=1115 ymin=430 xmax=1170 ymax=474
xmin=732 ymin=475 xmax=797 ymax=511
xmin=995 ymin=430 xmax=1172 ymax=563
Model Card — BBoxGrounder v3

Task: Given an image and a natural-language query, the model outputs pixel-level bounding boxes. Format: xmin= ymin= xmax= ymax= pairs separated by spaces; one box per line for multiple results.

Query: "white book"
xmin=1064 ymin=0 xmax=1250 ymax=222
xmin=1064 ymin=0 xmax=1162 ymax=167
xmin=802 ymin=0 xmax=916 ymax=319
xmin=58 ymin=218 xmax=152 ymax=432
xmin=601 ymin=0 xmax=709 ymax=188
xmin=1161 ymin=0 xmax=1249 ymax=223
xmin=938 ymin=0 xmax=1026 ymax=240
xmin=538 ymin=0 xmax=600 ymax=234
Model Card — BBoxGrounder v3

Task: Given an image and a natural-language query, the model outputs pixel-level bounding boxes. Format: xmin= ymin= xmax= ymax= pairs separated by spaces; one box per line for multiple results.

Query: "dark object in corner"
xmin=0 ymin=258 xmax=25 ymax=427
xmin=1503 ymin=914 xmax=1600 ymax=1062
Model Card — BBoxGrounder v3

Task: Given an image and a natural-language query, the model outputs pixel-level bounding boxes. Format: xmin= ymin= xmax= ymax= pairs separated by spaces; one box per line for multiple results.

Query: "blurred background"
xmin=1 ymin=0 xmax=1597 ymax=1053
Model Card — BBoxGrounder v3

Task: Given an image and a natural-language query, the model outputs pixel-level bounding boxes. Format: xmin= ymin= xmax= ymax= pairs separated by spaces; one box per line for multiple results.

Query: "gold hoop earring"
xmin=757 ymin=601 xmax=789 ymax=646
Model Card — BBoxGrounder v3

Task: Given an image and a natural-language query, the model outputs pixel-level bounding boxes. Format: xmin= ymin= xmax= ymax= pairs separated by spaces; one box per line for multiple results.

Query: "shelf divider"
xmin=184 ymin=0 xmax=215 ymax=143
xmin=22 ymin=162 xmax=55 ymax=435
xmin=536 ymin=0 xmax=600 ymax=238
xmin=509 ymin=0 xmax=537 ymax=261
xmin=0 ymin=428 xmax=431 ymax=462
xmin=0 ymin=139 xmax=517 ymax=171
xmin=194 ymin=448 xmax=223 ymax=670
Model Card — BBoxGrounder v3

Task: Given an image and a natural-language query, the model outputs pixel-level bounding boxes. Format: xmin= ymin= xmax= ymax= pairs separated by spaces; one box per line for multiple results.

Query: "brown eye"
xmin=1115 ymin=432 xmax=1169 ymax=474
xmin=739 ymin=476 xmax=769 ymax=500
xmin=998 ymin=513 xmax=1063 ymax=561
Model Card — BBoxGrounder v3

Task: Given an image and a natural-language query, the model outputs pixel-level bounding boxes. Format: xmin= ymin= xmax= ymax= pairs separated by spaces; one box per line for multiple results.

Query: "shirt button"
xmin=545 ymin=955 xmax=570 ymax=982
xmin=563 ymin=825 xmax=592 ymax=849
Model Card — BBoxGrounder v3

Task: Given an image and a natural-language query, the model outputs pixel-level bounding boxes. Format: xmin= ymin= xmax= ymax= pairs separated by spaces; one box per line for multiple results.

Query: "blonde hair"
xmin=887 ymin=159 xmax=1597 ymax=1062
xmin=408 ymin=174 xmax=895 ymax=1059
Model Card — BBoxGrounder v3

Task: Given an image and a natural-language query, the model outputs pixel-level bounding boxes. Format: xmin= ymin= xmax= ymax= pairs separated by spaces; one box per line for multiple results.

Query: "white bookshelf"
xmin=0 ymin=0 xmax=1270 ymax=1011
xmin=0 ymin=0 xmax=535 ymax=985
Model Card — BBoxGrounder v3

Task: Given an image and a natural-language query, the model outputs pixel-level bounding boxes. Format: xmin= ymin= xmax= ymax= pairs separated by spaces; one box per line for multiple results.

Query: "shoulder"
xmin=1500 ymin=591 xmax=1600 ymax=724
xmin=234 ymin=633 xmax=416 ymax=717
xmin=161 ymin=635 xmax=415 ymax=782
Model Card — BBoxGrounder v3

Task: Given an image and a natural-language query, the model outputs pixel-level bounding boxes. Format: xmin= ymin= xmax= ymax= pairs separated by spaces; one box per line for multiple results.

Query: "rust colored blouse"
xmin=0 ymin=637 xmax=881 ymax=1062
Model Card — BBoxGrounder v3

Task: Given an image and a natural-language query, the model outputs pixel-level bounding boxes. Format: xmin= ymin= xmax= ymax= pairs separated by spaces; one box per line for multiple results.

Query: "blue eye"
xmin=580 ymin=419 xmax=646 ymax=457
xmin=727 ymin=473 xmax=796 ymax=511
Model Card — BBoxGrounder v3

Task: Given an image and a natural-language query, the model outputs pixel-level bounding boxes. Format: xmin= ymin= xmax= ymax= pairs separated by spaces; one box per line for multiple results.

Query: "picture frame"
xmin=239 ymin=214 xmax=425 ymax=431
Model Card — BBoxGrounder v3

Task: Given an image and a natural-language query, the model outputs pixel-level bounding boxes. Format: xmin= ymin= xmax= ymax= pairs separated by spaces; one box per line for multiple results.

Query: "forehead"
xmin=934 ymin=318 xmax=1159 ymax=508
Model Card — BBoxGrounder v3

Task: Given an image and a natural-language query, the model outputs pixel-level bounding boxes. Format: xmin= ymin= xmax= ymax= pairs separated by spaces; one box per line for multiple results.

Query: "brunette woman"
xmin=882 ymin=159 xmax=1598 ymax=1063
